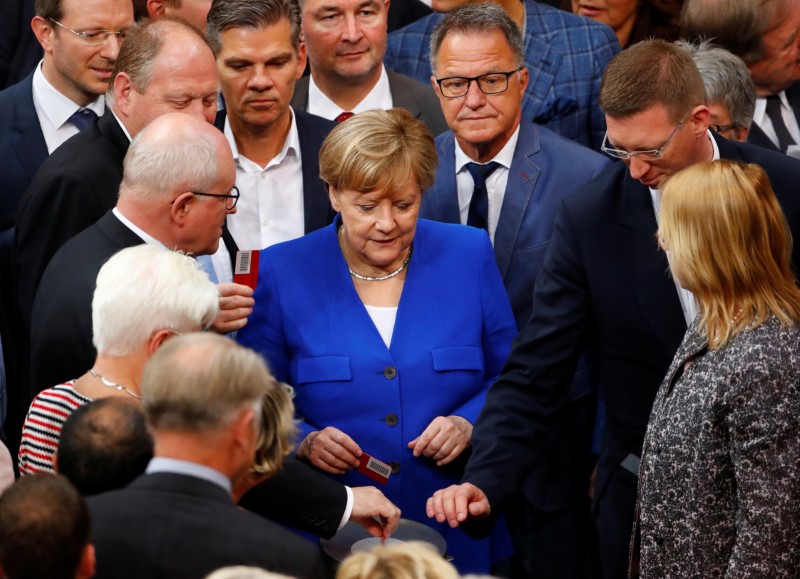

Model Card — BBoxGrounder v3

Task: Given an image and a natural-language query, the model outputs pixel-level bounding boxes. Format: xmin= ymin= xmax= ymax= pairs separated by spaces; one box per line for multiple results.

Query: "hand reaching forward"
xmin=426 ymin=483 xmax=490 ymax=528
xmin=350 ymin=486 xmax=401 ymax=540
xmin=407 ymin=416 xmax=472 ymax=466
xmin=212 ymin=282 xmax=255 ymax=333
xmin=300 ymin=426 xmax=361 ymax=474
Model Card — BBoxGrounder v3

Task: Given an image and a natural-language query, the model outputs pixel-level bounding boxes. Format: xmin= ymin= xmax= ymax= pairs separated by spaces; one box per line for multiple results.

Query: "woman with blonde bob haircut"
xmin=239 ymin=109 xmax=517 ymax=573
xmin=633 ymin=160 xmax=800 ymax=577
xmin=336 ymin=541 xmax=459 ymax=579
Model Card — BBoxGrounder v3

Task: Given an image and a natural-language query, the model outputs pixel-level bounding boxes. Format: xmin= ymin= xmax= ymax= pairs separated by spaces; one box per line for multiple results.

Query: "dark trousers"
xmin=593 ymin=464 xmax=638 ymax=579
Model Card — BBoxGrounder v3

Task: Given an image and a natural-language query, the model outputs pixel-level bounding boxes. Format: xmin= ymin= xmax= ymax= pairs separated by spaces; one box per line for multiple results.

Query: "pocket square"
xmin=533 ymin=96 xmax=578 ymax=124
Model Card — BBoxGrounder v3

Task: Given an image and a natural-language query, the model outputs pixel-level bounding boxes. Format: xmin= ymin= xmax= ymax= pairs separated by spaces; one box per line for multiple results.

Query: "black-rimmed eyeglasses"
xmin=601 ymin=120 xmax=685 ymax=161
xmin=48 ymin=18 xmax=129 ymax=46
xmin=435 ymin=68 xmax=523 ymax=98
xmin=180 ymin=187 xmax=240 ymax=210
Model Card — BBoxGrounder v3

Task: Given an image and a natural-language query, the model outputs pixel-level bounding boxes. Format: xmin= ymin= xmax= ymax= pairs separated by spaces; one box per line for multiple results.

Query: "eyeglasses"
xmin=601 ymin=120 xmax=685 ymax=161
xmin=710 ymin=123 xmax=738 ymax=135
xmin=48 ymin=18 xmax=129 ymax=46
xmin=190 ymin=187 xmax=240 ymax=210
xmin=435 ymin=68 xmax=523 ymax=98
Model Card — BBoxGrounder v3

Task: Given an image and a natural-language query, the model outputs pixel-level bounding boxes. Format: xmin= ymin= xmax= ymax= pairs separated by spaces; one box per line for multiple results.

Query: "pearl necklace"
xmin=89 ymin=369 xmax=142 ymax=400
xmin=348 ymin=244 xmax=413 ymax=281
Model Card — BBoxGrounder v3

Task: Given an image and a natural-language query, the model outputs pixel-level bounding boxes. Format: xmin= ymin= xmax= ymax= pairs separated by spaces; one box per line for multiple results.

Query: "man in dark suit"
xmin=682 ymin=0 xmax=800 ymax=154
xmin=420 ymin=6 xmax=609 ymax=576
xmin=89 ymin=332 xmax=326 ymax=579
xmin=292 ymin=0 xmax=446 ymax=135
xmin=427 ymin=39 xmax=800 ymax=578
xmin=207 ymin=0 xmax=337 ymax=252
xmin=385 ymin=0 xmax=620 ymax=151
xmin=15 ymin=17 xmax=222 ymax=338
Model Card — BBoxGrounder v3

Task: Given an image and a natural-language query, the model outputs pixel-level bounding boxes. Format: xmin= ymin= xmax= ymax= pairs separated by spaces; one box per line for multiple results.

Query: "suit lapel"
xmin=290 ymin=77 xmax=310 ymax=112
xmin=604 ymin=178 xmax=686 ymax=356
xmin=494 ymin=125 xmax=540 ymax=278
xmin=295 ymin=112 xmax=334 ymax=233
xmin=429 ymin=135 xmax=461 ymax=223
xmin=9 ymin=74 xmax=48 ymax=180
xmin=387 ymin=71 xmax=423 ymax=120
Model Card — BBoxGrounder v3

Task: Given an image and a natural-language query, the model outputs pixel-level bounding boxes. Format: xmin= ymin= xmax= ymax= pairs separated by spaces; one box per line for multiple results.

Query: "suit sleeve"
xmin=726 ymin=360 xmax=800 ymax=576
xmin=239 ymin=457 xmax=347 ymax=540
xmin=463 ymin=199 xmax=592 ymax=511
xmin=16 ymin=170 xmax=108 ymax=332
xmin=451 ymin=234 xmax=516 ymax=423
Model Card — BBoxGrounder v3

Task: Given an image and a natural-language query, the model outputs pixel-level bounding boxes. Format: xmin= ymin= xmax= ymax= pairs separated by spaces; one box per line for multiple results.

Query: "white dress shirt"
xmin=752 ymin=91 xmax=800 ymax=152
xmin=307 ymin=65 xmax=394 ymax=120
xmin=454 ymin=125 xmax=520 ymax=244
xmin=31 ymin=61 xmax=105 ymax=154
xmin=648 ymin=130 xmax=721 ymax=327
xmin=224 ymin=110 xmax=305 ymax=251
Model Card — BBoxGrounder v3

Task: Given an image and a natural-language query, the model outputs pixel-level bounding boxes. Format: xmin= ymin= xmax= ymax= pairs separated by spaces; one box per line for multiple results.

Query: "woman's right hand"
xmin=299 ymin=427 xmax=362 ymax=474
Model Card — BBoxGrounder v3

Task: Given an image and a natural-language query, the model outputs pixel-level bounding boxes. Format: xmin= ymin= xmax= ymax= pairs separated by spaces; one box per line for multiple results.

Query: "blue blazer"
xmin=385 ymin=0 xmax=620 ymax=150
xmin=239 ymin=218 xmax=517 ymax=573
xmin=0 ymin=71 xmax=47 ymax=235
xmin=422 ymin=122 xmax=611 ymax=330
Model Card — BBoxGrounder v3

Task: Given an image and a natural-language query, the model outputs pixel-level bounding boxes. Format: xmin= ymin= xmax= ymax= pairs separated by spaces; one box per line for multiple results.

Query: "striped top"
xmin=18 ymin=382 xmax=91 ymax=476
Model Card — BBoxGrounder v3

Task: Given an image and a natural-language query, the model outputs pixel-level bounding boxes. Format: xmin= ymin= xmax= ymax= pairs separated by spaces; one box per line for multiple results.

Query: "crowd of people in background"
xmin=1 ymin=0 xmax=799 ymax=577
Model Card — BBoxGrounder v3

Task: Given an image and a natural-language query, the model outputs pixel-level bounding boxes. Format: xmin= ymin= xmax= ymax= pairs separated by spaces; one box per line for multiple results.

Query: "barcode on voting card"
xmin=367 ymin=457 xmax=390 ymax=478
xmin=235 ymin=251 xmax=252 ymax=274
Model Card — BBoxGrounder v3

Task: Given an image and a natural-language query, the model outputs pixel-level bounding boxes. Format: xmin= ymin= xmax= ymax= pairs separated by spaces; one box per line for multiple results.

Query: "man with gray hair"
xmin=29 ymin=112 xmax=239 ymax=395
xmin=88 ymin=333 xmax=327 ymax=579
xmin=681 ymin=0 xmax=800 ymax=153
xmin=677 ymin=40 xmax=756 ymax=143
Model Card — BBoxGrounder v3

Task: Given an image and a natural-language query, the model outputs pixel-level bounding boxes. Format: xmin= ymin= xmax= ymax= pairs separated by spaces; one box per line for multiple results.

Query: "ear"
xmin=430 ymin=75 xmax=440 ymax=95
xmin=233 ymin=407 xmax=257 ymax=450
xmin=31 ymin=16 xmax=55 ymax=53
xmin=328 ymin=185 xmax=342 ymax=213
xmin=146 ymin=0 xmax=167 ymax=18
xmin=517 ymin=66 xmax=529 ymax=94
xmin=295 ymin=42 xmax=307 ymax=80
xmin=77 ymin=544 xmax=96 ymax=579
xmin=688 ymin=104 xmax=710 ymax=137
xmin=113 ymin=72 xmax=136 ymax=117
xmin=148 ymin=328 xmax=176 ymax=355
xmin=170 ymin=192 xmax=194 ymax=226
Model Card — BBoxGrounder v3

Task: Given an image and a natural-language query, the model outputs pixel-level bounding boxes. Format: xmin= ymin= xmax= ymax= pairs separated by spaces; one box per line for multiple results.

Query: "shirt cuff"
xmin=338 ymin=485 xmax=354 ymax=530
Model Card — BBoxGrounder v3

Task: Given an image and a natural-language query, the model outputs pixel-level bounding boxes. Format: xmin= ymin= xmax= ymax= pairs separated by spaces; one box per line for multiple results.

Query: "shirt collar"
xmin=32 ymin=60 xmax=105 ymax=129
xmin=146 ymin=457 xmax=232 ymax=494
xmin=454 ymin=124 xmax=521 ymax=173
xmin=112 ymin=207 xmax=167 ymax=249
xmin=224 ymin=108 xmax=300 ymax=170
xmin=308 ymin=64 xmax=393 ymax=119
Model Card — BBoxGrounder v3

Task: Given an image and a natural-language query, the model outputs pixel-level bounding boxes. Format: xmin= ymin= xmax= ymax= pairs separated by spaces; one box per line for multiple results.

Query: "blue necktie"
xmin=465 ymin=161 xmax=501 ymax=231
xmin=68 ymin=108 xmax=98 ymax=131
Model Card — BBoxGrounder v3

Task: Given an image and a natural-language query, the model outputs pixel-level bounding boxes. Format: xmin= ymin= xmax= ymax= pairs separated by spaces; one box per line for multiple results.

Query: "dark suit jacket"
xmin=747 ymin=82 xmax=800 ymax=153
xmin=387 ymin=0 xmax=431 ymax=32
xmin=0 ymin=71 xmax=47 ymax=235
xmin=15 ymin=108 xmax=127 ymax=335
xmin=291 ymin=70 xmax=448 ymax=136
xmin=88 ymin=472 xmax=328 ymax=579
xmin=463 ymin=134 xmax=800 ymax=544
xmin=214 ymin=108 xmax=336 ymax=242
xmin=0 ymin=0 xmax=39 ymax=89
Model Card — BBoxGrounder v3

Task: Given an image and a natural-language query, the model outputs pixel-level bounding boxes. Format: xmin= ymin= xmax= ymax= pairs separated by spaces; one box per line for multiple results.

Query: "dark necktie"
xmin=68 ymin=108 xmax=98 ymax=131
xmin=335 ymin=111 xmax=354 ymax=123
xmin=465 ymin=161 xmax=501 ymax=231
xmin=765 ymin=94 xmax=796 ymax=152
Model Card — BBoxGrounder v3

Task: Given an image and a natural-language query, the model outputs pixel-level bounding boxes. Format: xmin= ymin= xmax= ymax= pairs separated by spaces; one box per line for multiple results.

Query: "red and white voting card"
xmin=357 ymin=452 xmax=392 ymax=485
xmin=233 ymin=250 xmax=260 ymax=290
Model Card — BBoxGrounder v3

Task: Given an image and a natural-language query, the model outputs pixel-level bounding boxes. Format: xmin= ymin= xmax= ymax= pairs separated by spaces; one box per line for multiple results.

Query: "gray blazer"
xmin=291 ymin=69 xmax=448 ymax=136
xmin=633 ymin=316 xmax=800 ymax=577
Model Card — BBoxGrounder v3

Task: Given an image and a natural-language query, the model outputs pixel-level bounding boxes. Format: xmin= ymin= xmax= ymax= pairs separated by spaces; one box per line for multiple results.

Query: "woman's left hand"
xmin=408 ymin=416 xmax=473 ymax=466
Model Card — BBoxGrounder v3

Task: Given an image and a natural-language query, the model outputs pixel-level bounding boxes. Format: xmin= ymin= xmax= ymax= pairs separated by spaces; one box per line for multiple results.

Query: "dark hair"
xmin=34 ymin=0 xmax=62 ymax=20
xmin=58 ymin=398 xmax=153 ymax=496
xmin=600 ymin=39 xmax=707 ymax=122
xmin=206 ymin=0 xmax=301 ymax=54
xmin=0 ymin=474 xmax=90 ymax=579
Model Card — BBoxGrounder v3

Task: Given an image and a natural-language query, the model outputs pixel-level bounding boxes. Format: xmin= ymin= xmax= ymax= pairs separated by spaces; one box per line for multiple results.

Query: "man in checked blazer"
xmin=385 ymin=0 xmax=620 ymax=151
